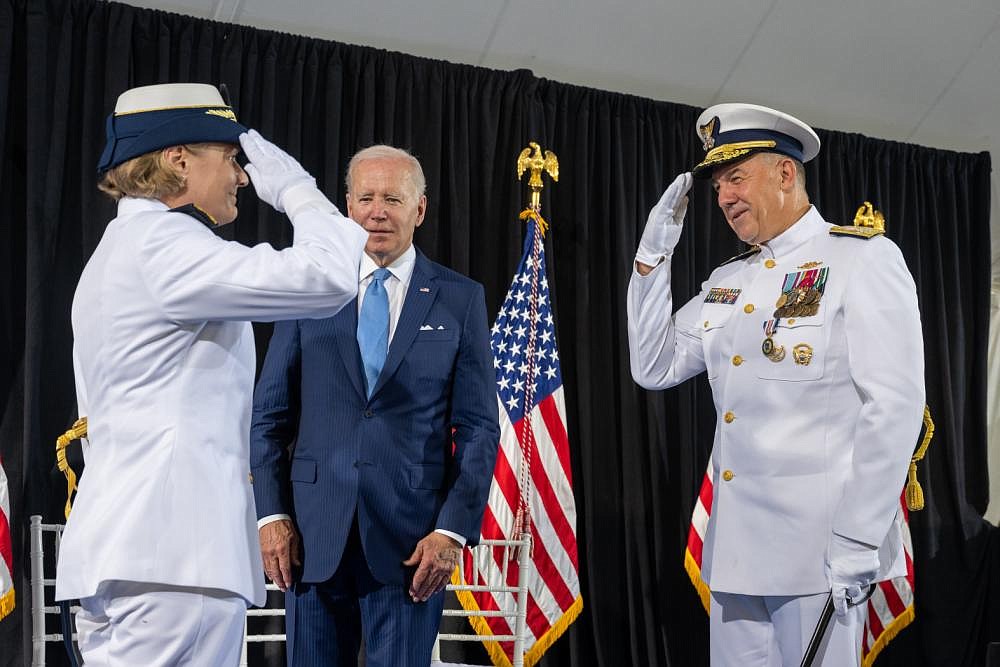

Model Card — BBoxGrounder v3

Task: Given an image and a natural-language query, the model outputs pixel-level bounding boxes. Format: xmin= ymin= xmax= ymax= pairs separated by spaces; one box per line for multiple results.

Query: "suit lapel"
xmin=334 ymin=297 xmax=367 ymax=400
xmin=371 ymin=252 xmax=438 ymax=398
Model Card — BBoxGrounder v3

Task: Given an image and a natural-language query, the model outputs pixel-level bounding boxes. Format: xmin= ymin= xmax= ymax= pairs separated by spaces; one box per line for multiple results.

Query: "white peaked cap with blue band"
xmin=97 ymin=83 xmax=248 ymax=174
xmin=691 ymin=103 xmax=820 ymax=178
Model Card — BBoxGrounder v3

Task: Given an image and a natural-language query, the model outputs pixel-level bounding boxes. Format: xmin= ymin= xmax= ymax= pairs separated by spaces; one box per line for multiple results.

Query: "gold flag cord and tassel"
xmin=56 ymin=416 xmax=87 ymax=520
xmin=906 ymin=407 xmax=934 ymax=511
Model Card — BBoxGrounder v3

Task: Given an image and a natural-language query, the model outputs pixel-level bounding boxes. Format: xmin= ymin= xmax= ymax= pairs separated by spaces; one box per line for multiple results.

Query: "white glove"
xmin=826 ymin=533 xmax=879 ymax=617
xmin=634 ymin=172 xmax=693 ymax=267
xmin=239 ymin=129 xmax=328 ymax=216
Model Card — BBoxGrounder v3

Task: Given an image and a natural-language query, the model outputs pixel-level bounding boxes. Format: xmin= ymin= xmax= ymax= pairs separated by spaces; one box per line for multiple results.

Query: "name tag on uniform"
xmin=704 ymin=287 xmax=741 ymax=304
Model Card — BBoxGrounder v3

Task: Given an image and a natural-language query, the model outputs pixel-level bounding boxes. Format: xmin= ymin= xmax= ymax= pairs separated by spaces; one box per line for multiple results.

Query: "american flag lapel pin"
xmin=419 ymin=287 xmax=430 ymax=293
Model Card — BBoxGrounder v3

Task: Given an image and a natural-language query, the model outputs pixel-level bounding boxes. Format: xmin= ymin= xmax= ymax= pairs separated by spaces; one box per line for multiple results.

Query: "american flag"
xmin=0 ymin=458 xmax=14 ymax=621
xmin=684 ymin=464 xmax=915 ymax=666
xmin=453 ymin=211 xmax=582 ymax=667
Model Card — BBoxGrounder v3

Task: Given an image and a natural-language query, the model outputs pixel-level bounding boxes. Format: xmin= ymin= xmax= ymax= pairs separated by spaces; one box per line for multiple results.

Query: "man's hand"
xmin=259 ymin=519 xmax=302 ymax=592
xmin=826 ymin=533 xmax=879 ymax=617
xmin=402 ymin=532 xmax=462 ymax=602
xmin=635 ymin=172 xmax=693 ymax=271
xmin=239 ymin=129 xmax=316 ymax=213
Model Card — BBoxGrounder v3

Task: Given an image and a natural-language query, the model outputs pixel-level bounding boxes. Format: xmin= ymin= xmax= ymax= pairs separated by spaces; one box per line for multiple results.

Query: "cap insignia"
xmin=206 ymin=108 xmax=238 ymax=122
xmin=699 ymin=117 xmax=717 ymax=150
xmin=705 ymin=139 xmax=776 ymax=162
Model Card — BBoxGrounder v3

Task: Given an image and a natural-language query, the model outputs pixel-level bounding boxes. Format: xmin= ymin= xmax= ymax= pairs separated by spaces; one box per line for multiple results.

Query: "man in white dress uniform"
xmin=54 ymin=83 xmax=367 ymax=665
xmin=626 ymin=103 xmax=925 ymax=666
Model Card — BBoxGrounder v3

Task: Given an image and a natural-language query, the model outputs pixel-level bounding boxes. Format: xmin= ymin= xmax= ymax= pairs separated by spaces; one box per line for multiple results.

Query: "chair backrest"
xmin=29 ymin=513 xmax=283 ymax=667
xmin=241 ymin=583 xmax=286 ymax=666
xmin=433 ymin=533 xmax=533 ymax=667
xmin=28 ymin=515 xmax=78 ymax=667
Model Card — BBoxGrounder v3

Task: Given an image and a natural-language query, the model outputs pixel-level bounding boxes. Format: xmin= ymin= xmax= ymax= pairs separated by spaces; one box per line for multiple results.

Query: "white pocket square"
xmin=420 ymin=324 xmax=434 ymax=331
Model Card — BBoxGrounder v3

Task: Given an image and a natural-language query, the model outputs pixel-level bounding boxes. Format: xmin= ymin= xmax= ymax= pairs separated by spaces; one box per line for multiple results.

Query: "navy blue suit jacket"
xmin=250 ymin=250 xmax=500 ymax=586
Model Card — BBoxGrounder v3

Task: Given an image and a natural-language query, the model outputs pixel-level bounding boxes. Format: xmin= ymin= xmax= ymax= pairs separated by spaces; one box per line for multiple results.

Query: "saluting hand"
xmin=403 ymin=532 xmax=462 ymax=602
xmin=635 ymin=171 xmax=693 ymax=273
xmin=239 ymin=129 xmax=316 ymax=214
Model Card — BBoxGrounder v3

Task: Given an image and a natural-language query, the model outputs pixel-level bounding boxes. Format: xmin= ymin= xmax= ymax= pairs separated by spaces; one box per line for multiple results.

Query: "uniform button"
xmin=732 ymin=355 xmax=743 ymax=366
xmin=703 ymin=320 xmax=710 ymax=328
xmin=363 ymin=409 xmax=374 ymax=418
xmin=743 ymin=304 xmax=755 ymax=314
xmin=765 ymin=259 xmax=776 ymax=269
xmin=723 ymin=411 xmax=735 ymax=423
xmin=787 ymin=318 xmax=796 ymax=325
xmin=723 ymin=470 xmax=735 ymax=482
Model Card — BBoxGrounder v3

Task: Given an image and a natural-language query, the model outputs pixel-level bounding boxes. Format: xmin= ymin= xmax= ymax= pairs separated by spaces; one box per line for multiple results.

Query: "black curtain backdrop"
xmin=1 ymin=1 xmax=997 ymax=665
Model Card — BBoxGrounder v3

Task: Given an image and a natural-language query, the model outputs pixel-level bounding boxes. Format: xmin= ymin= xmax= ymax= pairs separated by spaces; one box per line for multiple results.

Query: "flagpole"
xmin=511 ymin=143 xmax=559 ymax=543
xmin=455 ymin=142 xmax=581 ymax=666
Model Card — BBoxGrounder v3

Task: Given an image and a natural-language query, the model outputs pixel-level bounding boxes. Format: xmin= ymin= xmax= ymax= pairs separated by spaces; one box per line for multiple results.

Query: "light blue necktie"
xmin=357 ymin=268 xmax=391 ymax=397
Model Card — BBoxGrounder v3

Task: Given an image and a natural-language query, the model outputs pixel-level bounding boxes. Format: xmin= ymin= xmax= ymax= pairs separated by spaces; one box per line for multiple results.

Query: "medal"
xmin=774 ymin=267 xmax=830 ymax=319
xmin=761 ymin=320 xmax=785 ymax=362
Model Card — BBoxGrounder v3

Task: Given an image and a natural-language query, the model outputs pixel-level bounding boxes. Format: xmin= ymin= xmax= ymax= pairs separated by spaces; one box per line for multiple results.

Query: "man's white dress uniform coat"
xmin=629 ymin=206 xmax=924 ymax=595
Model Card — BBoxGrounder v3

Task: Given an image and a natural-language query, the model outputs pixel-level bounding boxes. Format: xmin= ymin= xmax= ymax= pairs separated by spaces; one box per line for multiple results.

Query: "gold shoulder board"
xmin=829 ymin=225 xmax=884 ymax=239
xmin=719 ymin=245 xmax=761 ymax=267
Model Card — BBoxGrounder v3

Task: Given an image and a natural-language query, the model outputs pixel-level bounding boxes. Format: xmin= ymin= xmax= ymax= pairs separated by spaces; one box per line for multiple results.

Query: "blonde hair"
xmin=97 ymin=144 xmax=211 ymax=201
xmin=346 ymin=145 xmax=426 ymax=197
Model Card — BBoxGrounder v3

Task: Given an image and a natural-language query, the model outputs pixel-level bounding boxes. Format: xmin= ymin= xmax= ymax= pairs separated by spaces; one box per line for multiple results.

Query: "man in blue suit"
xmin=250 ymin=145 xmax=500 ymax=666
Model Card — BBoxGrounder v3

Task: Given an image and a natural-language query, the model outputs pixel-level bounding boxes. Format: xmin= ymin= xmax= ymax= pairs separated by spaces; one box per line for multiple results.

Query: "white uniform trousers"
xmin=710 ymin=591 xmax=864 ymax=667
xmin=75 ymin=580 xmax=246 ymax=666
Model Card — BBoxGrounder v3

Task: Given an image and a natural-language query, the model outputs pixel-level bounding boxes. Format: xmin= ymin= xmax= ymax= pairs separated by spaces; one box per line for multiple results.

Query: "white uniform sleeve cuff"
xmin=283 ymin=181 xmax=339 ymax=220
xmin=435 ymin=528 xmax=466 ymax=547
xmin=258 ymin=513 xmax=292 ymax=529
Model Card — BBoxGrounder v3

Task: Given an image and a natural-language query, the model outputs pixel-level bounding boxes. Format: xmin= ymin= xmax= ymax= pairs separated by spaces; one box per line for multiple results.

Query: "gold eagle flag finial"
xmin=517 ymin=142 xmax=559 ymax=215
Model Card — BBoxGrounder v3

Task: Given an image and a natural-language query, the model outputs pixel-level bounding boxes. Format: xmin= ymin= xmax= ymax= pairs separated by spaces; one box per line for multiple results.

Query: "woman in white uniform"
xmin=55 ymin=83 xmax=368 ymax=665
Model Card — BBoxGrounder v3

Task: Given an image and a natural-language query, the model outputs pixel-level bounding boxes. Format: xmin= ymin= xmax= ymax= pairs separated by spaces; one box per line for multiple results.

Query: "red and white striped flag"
xmin=453 ymin=211 xmax=582 ymax=667
xmin=684 ymin=464 xmax=915 ymax=666
xmin=0 ymin=458 xmax=14 ymax=621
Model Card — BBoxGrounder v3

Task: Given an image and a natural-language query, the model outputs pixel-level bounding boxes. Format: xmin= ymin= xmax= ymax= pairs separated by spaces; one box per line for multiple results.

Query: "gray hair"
xmin=345 ymin=145 xmax=426 ymax=197
xmin=759 ymin=152 xmax=807 ymax=190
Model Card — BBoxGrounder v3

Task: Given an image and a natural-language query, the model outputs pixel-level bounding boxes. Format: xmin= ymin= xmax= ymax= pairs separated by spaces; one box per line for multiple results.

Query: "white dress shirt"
xmin=358 ymin=244 xmax=416 ymax=343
